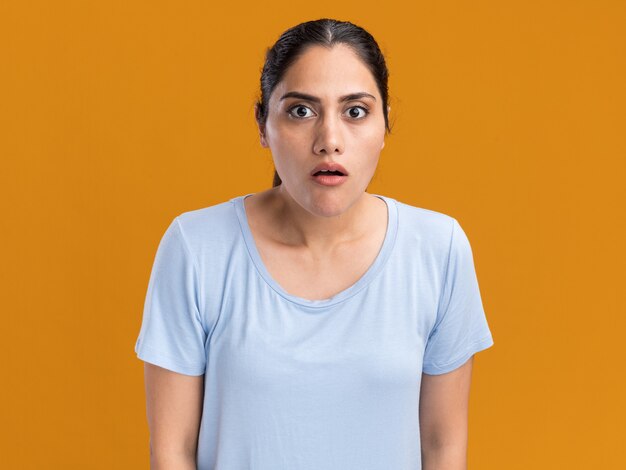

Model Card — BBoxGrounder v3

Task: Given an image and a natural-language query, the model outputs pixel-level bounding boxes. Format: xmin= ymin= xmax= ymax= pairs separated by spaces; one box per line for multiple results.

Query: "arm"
xmin=419 ymin=355 xmax=474 ymax=470
xmin=144 ymin=362 xmax=204 ymax=469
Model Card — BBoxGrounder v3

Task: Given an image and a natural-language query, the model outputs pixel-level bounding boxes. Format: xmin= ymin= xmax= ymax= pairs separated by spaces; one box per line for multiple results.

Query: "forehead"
xmin=274 ymin=44 xmax=380 ymax=101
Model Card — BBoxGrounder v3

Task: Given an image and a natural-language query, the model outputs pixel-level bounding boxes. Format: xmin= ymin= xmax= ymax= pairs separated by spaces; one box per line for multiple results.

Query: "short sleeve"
xmin=422 ymin=218 xmax=494 ymax=375
xmin=134 ymin=217 xmax=207 ymax=376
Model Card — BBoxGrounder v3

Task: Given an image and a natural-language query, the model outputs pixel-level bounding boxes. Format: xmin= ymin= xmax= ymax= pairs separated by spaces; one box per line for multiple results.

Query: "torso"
xmin=244 ymin=191 xmax=388 ymax=301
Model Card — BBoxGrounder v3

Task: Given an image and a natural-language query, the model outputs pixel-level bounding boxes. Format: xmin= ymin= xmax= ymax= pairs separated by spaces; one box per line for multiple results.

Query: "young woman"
xmin=135 ymin=18 xmax=494 ymax=470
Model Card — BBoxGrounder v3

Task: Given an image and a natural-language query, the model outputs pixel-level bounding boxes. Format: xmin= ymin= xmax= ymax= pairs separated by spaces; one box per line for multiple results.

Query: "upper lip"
xmin=310 ymin=162 xmax=349 ymax=176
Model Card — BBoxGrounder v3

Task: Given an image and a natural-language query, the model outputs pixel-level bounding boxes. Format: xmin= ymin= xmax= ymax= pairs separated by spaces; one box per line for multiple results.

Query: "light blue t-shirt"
xmin=134 ymin=193 xmax=494 ymax=469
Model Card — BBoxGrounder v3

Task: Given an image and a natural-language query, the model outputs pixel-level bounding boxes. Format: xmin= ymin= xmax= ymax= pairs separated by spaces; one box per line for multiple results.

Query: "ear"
xmin=259 ymin=128 xmax=269 ymax=148
xmin=381 ymin=105 xmax=390 ymax=150
xmin=254 ymin=103 xmax=269 ymax=148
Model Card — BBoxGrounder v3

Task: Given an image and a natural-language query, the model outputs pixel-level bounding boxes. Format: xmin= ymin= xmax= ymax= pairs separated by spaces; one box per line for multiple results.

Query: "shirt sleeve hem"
xmin=135 ymin=344 xmax=206 ymax=376
xmin=422 ymin=335 xmax=494 ymax=376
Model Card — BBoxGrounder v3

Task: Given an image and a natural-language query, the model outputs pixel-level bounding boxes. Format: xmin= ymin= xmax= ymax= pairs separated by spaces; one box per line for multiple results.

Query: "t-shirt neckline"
xmin=232 ymin=192 xmax=398 ymax=310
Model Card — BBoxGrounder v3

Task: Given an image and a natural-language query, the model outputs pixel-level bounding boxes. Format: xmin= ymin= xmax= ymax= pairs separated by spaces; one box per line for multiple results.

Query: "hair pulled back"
xmin=255 ymin=18 xmax=391 ymax=187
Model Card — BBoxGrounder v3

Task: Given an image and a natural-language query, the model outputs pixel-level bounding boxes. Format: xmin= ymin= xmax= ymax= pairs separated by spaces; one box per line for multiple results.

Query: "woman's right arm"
xmin=144 ymin=362 xmax=204 ymax=469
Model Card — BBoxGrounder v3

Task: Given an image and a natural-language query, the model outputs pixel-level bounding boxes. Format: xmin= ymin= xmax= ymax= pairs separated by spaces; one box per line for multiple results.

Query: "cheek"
xmin=272 ymin=139 xmax=301 ymax=167
xmin=357 ymin=132 xmax=385 ymax=159
xmin=269 ymin=122 xmax=308 ymax=153
xmin=358 ymin=138 xmax=384 ymax=175
xmin=270 ymin=137 xmax=306 ymax=178
xmin=351 ymin=117 xmax=385 ymax=146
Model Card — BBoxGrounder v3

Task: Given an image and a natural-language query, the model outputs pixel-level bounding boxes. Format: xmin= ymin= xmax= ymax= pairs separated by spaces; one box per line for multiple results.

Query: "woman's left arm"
xmin=419 ymin=356 xmax=474 ymax=470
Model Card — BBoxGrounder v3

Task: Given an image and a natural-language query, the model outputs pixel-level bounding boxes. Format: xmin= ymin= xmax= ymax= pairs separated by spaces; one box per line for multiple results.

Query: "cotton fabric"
xmin=134 ymin=193 xmax=494 ymax=469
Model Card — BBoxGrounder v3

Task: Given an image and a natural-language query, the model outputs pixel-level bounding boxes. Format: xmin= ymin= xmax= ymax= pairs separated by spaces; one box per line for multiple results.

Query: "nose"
xmin=312 ymin=113 xmax=344 ymax=155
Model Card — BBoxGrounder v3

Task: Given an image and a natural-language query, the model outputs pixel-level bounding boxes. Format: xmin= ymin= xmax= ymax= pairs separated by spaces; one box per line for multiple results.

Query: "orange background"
xmin=1 ymin=1 xmax=624 ymax=468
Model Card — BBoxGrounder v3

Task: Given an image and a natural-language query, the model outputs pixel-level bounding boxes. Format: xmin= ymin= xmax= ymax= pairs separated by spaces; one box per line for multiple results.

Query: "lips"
xmin=310 ymin=162 xmax=349 ymax=176
xmin=310 ymin=162 xmax=349 ymax=187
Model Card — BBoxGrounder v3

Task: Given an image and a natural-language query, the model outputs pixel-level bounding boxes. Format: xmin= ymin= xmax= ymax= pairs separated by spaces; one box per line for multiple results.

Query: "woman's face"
xmin=259 ymin=44 xmax=387 ymax=218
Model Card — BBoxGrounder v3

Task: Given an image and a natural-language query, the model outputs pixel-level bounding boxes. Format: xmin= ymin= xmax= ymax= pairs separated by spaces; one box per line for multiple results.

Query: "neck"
xmin=269 ymin=186 xmax=377 ymax=252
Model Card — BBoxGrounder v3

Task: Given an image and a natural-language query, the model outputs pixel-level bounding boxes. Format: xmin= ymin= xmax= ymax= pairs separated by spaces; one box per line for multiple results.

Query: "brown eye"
xmin=288 ymin=105 xmax=314 ymax=119
xmin=346 ymin=106 xmax=369 ymax=119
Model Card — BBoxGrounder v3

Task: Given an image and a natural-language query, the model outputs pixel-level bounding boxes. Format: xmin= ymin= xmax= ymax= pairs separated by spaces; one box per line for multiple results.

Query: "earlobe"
xmin=381 ymin=140 xmax=385 ymax=150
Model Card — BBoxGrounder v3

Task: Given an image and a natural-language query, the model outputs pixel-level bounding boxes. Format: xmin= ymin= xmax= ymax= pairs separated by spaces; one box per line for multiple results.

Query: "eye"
xmin=345 ymin=106 xmax=369 ymax=119
xmin=287 ymin=105 xmax=315 ymax=119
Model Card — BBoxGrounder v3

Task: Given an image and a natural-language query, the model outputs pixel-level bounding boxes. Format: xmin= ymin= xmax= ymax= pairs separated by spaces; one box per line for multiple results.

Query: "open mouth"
xmin=313 ymin=170 xmax=345 ymax=176
xmin=311 ymin=169 xmax=348 ymax=187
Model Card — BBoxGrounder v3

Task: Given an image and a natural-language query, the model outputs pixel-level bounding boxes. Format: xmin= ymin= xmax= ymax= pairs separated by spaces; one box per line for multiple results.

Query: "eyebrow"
xmin=279 ymin=91 xmax=377 ymax=103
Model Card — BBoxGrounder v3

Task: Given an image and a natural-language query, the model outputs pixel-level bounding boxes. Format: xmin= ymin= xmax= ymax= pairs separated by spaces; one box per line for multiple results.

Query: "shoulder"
xmin=170 ymin=197 xmax=242 ymax=252
xmin=388 ymin=198 xmax=479 ymax=269
xmin=387 ymin=196 xmax=457 ymax=245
